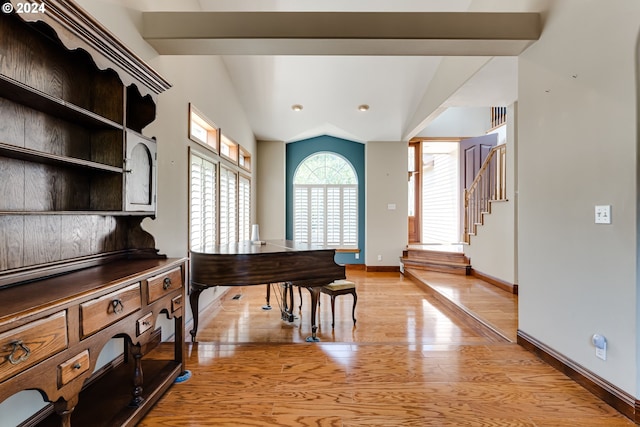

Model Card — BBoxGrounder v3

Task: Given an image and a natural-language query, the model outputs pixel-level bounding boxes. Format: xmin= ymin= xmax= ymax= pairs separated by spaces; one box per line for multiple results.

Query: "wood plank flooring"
xmin=405 ymin=269 xmax=518 ymax=342
xmin=138 ymin=270 xmax=634 ymax=426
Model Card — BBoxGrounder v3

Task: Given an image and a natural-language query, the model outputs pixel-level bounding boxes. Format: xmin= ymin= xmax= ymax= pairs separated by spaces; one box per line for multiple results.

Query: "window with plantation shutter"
xmin=220 ymin=166 xmax=238 ymax=245
xmin=293 ymin=152 xmax=358 ymax=247
xmin=190 ymin=151 xmax=217 ymax=252
xmin=238 ymin=174 xmax=251 ymax=241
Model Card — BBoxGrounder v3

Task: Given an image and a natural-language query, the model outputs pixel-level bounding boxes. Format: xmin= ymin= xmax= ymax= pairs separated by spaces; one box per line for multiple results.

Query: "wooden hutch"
xmin=0 ymin=1 xmax=186 ymax=426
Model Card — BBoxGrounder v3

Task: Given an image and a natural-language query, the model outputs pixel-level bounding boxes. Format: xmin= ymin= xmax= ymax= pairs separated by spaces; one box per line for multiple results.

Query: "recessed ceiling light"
xmin=291 ymin=104 xmax=303 ymax=111
xmin=358 ymin=104 xmax=370 ymax=112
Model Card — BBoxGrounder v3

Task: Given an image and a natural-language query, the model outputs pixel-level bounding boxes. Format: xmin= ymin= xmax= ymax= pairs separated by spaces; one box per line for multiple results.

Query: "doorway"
xmin=408 ymin=140 xmax=461 ymax=244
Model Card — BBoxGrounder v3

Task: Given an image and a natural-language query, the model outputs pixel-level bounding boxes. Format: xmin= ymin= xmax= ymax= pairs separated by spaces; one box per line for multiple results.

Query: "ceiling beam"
xmin=142 ymin=11 xmax=541 ymax=55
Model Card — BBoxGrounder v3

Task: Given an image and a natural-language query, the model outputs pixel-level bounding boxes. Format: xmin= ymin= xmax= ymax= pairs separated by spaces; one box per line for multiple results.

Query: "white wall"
xmin=143 ymin=54 xmax=256 ymax=258
xmin=365 ymin=141 xmax=408 ymax=267
xmin=518 ymin=0 xmax=639 ymax=395
xmin=256 ymin=140 xmax=286 ymax=240
xmin=419 ymin=107 xmax=491 ymax=138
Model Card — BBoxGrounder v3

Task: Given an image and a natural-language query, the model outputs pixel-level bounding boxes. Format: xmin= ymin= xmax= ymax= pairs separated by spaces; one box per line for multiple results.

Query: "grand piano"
xmin=189 ymin=240 xmax=346 ymax=342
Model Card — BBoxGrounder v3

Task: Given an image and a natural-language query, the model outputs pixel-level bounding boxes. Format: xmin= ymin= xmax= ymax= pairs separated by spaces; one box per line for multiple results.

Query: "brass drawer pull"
xmin=163 ymin=277 xmax=172 ymax=290
xmin=7 ymin=340 xmax=31 ymax=365
xmin=111 ymin=298 xmax=124 ymax=314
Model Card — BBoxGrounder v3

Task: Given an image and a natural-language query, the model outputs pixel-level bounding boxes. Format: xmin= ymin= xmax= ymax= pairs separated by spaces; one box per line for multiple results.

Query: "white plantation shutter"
xmin=293 ymin=153 xmax=358 ymax=247
xmin=310 ymin=186 xmax=325 ymax=244
xmin=326 ymin=186 xmax=340 ymax=245
xmin=220 ymin=166 xmax=238 ymax=245
xmin=342 ymin=186 xmax=357 ymax=245
xmin=238 ymin=175 xmax=251 ymax=241
xmin=294 ymin=187 xmax=309 ymax=242
xmin=190 ymin=153 xmax=216 ymax=252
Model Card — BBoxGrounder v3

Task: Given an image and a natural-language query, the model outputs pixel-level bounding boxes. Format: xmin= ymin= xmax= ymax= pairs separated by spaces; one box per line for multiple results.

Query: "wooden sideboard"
xmin=0 ymin=1 xmax=181 ymax=426
xmin=0 ymin=257 xmax=187 ymax=427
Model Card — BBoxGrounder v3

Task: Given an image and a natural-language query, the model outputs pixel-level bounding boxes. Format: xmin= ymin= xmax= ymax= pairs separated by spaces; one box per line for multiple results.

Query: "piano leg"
xmin=304 ymin=286 xmax=321 ymax=342
xmin=288 ymin=282 xmax=295 ymax=321
xmin=263 ymin=283 xmax=272 ymax=310
xmin=189 ymin=284 xmax=205 ymax=342
xmin=280 ymin=282 xmax=295 ymax=322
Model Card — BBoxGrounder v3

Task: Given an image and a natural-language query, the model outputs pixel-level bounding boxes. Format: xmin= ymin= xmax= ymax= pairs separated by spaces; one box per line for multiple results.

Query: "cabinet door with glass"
xmin=125 ymin=130 xmax=157 ymax=212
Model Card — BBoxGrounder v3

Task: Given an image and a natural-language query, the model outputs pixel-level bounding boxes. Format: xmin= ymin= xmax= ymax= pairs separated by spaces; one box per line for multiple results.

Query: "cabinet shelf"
xmin=0 ymin=142 xmax=123 ymax=173
xmin=0 ymin=210 xmax=153 ymax=216
xmin=0 ymin=74 xmax=123 ymax=130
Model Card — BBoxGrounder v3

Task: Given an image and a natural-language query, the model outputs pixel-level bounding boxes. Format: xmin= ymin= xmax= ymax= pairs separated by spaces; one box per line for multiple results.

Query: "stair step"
xmin=401 ymin=248 xmax=471 ymax=276
xmin=402 ymin=249 xmax=469 ymax=263
xmin=401 ymin=258 xmax=470 ymax=275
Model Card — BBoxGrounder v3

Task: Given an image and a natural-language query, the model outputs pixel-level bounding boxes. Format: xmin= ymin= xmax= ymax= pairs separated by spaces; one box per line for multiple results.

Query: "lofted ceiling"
xmin=112 ymin=0 xmax=549 ymax=143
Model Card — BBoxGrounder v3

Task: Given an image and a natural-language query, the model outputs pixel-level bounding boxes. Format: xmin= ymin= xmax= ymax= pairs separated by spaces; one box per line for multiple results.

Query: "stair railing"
xmin=463 ymin=144 xmax=507 ymax=243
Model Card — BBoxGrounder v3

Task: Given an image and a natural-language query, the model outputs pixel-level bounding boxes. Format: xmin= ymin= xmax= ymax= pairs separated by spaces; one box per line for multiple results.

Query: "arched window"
xmin=293 ymin=152 xmax=358 ymax=247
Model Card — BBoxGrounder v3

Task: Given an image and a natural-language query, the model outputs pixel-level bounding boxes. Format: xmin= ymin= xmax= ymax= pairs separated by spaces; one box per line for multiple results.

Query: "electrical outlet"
xmin=377 ymin=255 xmax=382 ymax=261
xmin=592 ymin=334 xmax=607 ymax=360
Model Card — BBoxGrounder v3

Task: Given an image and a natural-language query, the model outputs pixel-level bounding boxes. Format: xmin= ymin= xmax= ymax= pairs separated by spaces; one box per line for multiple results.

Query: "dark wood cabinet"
xmin=0 ymin=2 xmax=181 ymax=426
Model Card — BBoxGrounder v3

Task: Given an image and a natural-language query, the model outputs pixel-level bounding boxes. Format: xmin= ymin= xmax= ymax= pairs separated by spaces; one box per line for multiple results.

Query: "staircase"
xmin=400 ymin=246 xmax=471 ymax=275
xmin=402 ymin=142 xmax=507 ymax=277
xmin=464 ymin=144 xmax=507 ymax=243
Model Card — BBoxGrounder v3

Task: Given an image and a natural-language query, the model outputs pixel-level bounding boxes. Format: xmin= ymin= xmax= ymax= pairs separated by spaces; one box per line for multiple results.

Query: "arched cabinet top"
xmin=14 ymin=0 xmax=171 ymax=99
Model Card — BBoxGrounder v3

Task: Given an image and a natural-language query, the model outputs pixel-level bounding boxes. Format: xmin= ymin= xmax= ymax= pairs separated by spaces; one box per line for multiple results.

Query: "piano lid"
xmin=190 ymin=240 xmax=345 ymax=287
xmin=191 ymin=240 xmax=332 ymax=255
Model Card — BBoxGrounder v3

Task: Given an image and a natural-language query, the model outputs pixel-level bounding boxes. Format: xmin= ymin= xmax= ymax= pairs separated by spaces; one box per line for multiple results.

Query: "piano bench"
xmin=320 ymin=280 xmax=357 ymax=328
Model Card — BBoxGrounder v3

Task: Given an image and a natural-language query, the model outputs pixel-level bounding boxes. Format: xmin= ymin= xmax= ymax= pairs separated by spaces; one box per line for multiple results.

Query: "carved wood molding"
xmin=14 ymin=0 xmax=171 ymax=97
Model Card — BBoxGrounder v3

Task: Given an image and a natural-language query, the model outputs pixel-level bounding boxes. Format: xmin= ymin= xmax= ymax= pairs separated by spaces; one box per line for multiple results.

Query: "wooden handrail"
xmin=463 ymin=144 xmax=507 ymax=243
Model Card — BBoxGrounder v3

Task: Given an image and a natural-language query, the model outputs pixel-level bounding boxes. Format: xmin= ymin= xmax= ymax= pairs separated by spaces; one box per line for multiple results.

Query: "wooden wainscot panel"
xmin=58 ymin=349 xmax=90 ymax=387
xmin=80 ymin=283 xmax=141 ymax=338
xmin=0 ymin=311 xmax=68 ymax=383
xmin=146 ymin=267 xmax=183 ymax=304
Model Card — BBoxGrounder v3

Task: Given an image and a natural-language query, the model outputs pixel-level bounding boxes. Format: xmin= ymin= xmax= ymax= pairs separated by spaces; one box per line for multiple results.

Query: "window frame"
xmin=238 ymin=145 xmax=252 ymax=172
xmin=189 ymin=103 xmax=219 ymax=152
xmin=292 ymin=152 xmax=358 ymax=248
xmin=220 ymin=133 xmax=239 ymax=164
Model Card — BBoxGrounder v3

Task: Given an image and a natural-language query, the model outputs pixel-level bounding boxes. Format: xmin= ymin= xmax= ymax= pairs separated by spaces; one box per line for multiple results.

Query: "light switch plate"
xmin=595 ymin=205 xmax=611 ymax=224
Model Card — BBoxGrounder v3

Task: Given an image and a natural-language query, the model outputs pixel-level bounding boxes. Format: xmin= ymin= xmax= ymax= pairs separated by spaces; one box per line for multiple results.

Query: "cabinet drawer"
xmin=80 ymin=283 xmax=141 ymax=338
xmin=137 ymin=312 xmax=154 ymax=336
xmin=147 ymin=267 xmax=183 ymax=304
xmin=58 ymin=350 xmax=90 ymax=387
xmin=171 ymin=295 xmax=183 ymax=313
xmin=0 ymin=311 xmax=68 ymax=383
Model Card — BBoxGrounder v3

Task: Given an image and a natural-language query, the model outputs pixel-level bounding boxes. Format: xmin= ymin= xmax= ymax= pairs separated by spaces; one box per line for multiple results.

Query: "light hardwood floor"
xmin=139 ymin=270 xmax=633 ymax=426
